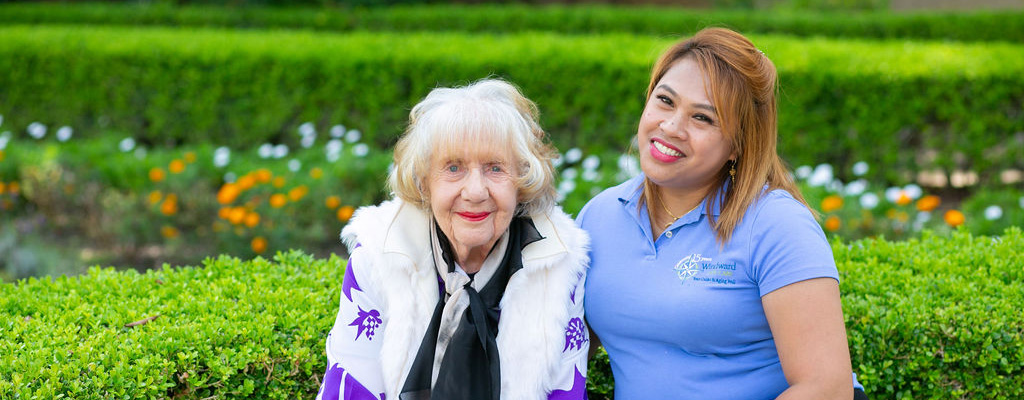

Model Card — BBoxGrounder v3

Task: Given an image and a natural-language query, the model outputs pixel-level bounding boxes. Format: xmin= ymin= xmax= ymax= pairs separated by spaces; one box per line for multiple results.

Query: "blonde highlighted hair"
xmin=641 ymin=27 xmax=810 ymax=244
xmin=388 ymin=78 xmax=558 ymax=217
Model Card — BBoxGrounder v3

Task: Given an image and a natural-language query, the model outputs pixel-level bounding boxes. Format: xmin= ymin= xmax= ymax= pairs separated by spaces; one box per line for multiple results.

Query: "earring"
xmin=729 ymin=161 xmax=736 ymax=180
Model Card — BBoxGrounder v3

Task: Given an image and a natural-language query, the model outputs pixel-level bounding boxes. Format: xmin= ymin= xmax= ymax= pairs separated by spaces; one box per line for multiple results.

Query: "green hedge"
xmin=2 ymin=25 xmax=1022 ymax=186
xmin=2 ymin=3 xmax=1024 ymax=42
xmin=2 ymin=229 xmax=1023 ymax=398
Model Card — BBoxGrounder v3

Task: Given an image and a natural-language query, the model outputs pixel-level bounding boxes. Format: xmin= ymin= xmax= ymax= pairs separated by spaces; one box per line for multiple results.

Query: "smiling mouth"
xmin=652 ymin=140 xmax=683 ymax=157
xmin=457 ymin=212 xmax=491 ymax=222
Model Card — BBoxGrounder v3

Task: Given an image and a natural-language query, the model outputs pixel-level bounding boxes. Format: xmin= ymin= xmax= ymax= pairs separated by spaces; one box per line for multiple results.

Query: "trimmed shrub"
xmin=1 ymin=3 xmax=1023 ymax=42
xmin=2 ymin=230 xmax=1023 ymax=398
xmin=2 ymin=26 xmax=1022 ymax=187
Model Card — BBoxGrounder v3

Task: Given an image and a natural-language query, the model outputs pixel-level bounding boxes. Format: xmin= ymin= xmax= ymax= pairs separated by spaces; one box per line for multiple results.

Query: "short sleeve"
xmin=747 ymin=191 xmax=839 ymax=297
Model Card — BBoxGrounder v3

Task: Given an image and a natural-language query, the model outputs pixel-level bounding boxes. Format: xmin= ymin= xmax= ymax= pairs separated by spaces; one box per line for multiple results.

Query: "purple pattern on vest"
xmin=548 ymin=367 xmax=586 ymax=400
xmin=342 ymin=257 xmax=362 ymax=302
xmin=350 ymin=306 xmax=382 ymax=341
xmin=563 ymin=317 xmax=587 ymax=352
xmin=319 ymin=363 xmax=383 ymax=400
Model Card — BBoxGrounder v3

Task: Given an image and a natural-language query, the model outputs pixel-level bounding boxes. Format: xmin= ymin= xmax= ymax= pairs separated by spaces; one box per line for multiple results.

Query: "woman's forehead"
xmin=430 ymin=129 xmax=516 ymax=163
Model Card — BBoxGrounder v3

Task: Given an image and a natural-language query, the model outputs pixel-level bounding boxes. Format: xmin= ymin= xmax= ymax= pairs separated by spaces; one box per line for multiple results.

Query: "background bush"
xmin=2 ymin=230 xmax=1022 ymax=398
xmin=2 ymin=3 xmax=1022 ymax=42
xmin=2 ymin=25 xmax=1022 ymax=188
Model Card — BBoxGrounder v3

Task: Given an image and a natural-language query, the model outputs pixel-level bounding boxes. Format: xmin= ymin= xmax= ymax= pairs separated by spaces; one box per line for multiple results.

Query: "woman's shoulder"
xmin=340 ymin=199 xmax=430 ymax=254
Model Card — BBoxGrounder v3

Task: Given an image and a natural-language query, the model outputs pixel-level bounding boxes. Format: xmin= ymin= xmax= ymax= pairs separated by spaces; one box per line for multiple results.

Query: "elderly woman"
xmin=316 ymin=79 xmax=590 ymax=400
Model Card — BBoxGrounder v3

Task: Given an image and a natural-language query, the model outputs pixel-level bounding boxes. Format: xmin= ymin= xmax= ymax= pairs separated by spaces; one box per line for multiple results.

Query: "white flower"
xmin=345 ymin=129 xmax=362 ymax=143
xmin=27 ymin=122 xmax=46 ymax=139
xmin=298 ymin=122 xmax=315 ymax=137
xmin=827 ymin=180 xmax=843 ymax=193
xmin=582 ymin=169 xmax=600 ymax=182
xmin=301 ymin=134 xmax=316 ymax=149
xmin=224 ymin=172 xmax=237 ymax=183
xmin=330 ymin=124 xmax=346 ymax=138
xmin=984 ymin=205 xmax=1003 ymax=220
xmin=903 ymin=184 xmax=922 ymax=200
xmin=807 ymin=164 xmax=833 ymax=187
xmin=852 ymin=161 xmax=869 ymax=177
xmin=0 ymin=132 xmax=10 ymax=150
xmin=582 ymin=155 xmax=600 ymax=171
xmin=387 ymin=162 xmax=395 ymax=175
xmin=565 ymin=148 xmax=583 ymax=164
xmin=119 ymin=137 xmax=136 ymax=152
xmin=214 ymin=146 xmax=231 ymax=168
xmin=795 ymin=165 xmax=813 ymax=180
xmin=561 ymin=167 xmax=578 ymax=181
xmin=552 ymin=155 xmax=564 ymax=168
xmin=56 ymin=126 xmax=72 ymax=142
xmin=843 ymin=179 xmax=868 ymax=196
xmin=1019 ymin=196 xmax=1024 ymax=209
xmin=884 ymin=187 xmax=903 ymax=203
xmin=134 ymin=147 xmax=147 ymax=159
xmin=288 ymin=159 xmax=302 ymax=172
xmin=352 ymin=143 xmax=369 ymax=157
xmin=860 ymin=193 xmax=880 ymax=209
xmin=617 ymin=154 xmax=640 ymax=179
xmin=558 ymin=180 xmax=577 ymax=194
xmin=273 ymin=144 xmax=289 ymax=159
xmin=916 ymin=211 xmax=931 ymax=223
xmin=0 ymin=114 xmax=4 ymax=127
xmin=326 ymin=139 xmax=343 ymax=162
xmin=258 ymin=143 xmax=274 ymax=159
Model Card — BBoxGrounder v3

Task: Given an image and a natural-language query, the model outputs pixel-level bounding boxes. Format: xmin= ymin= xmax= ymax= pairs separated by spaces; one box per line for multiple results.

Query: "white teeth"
xmin=653 ymin=141 xmax=683 ymax=157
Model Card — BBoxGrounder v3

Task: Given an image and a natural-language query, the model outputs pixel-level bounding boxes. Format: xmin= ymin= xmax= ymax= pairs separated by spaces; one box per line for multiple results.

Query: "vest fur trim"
xmin=340 ymin=199 xmax=589 ymax=399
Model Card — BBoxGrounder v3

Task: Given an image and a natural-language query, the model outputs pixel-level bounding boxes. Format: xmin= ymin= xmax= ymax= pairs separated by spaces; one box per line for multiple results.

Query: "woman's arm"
xmin=763 ymin=277 xmax=853 ymax=400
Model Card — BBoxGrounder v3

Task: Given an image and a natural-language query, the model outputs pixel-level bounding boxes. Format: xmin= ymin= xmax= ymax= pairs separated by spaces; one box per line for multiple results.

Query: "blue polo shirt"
xmin=580 ymin=175 xmax=842 ymax=399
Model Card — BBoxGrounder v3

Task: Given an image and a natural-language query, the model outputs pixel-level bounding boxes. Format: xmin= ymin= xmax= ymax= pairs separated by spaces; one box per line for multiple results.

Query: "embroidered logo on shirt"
xmin=675 ymin=254 xmax=739 ymax=285
xmin=674 ymin=253 xmax=709 ymax=282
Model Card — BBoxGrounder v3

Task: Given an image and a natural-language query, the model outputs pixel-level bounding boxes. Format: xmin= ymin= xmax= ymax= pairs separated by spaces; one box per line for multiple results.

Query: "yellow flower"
xmin=183 ymin=151 xmax=197 ymax=163
xmin=160 ymin=225 xmax=179 ymax=239
xmin=148 ymin=190 xmax=163 ymax=205
xmin=821 ymin=195 xmax=843 ymax=213
xmin=337 ymin=205 xmax=355 ymax=222
xmin=251 ymin=236 xmax=268 ymax=254
xmin=310 ymin=167 xmax=324 ymax=179
xmin=244 ymin=212 xmax=261 ymax=228
xmin=916 ymin=195 xmax=940 ymax=212
xmin=896 ymin=193 xmax=912 ymax=206
xmin=160 ymin=194 xmax=178 ymax=216
xmin=217 ymin=183 xmax=240 ymax=205
xmin=169 ymin=159 xmax=185 ymax=174
xmin=944 ymin=210 xmax=965 ymax=227
xmin=149 ymin=167 xmax=166 ymax=183
xmin=325 ymin=195 xmax=341 ymax=210
xmin=272 ymin=177 xmax=286 ymax=188
xmin=0 ymin=182 xmax=5 ymax=194
xmin=228 ymin=207 xmax=247 ymax=225
xmin=237 ymin=175 xmax=256 ymax=191
xmin=218 ymin=207 xmax=232 ymax=220
xmin=288 ymin=185 xmax=308 ymax=202
xmin=270 ymin=194 xmax=287 ymax=208
xmin=255 ymin=169 xmax=272 ymax=184
xmin=824 ymin=215 xmax=841 ymax=232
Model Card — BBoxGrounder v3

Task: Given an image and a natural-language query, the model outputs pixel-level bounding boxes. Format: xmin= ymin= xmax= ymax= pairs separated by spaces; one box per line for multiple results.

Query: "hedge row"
xmin=1 ymin=25 xmax=1023 ymax=186
xmin=2 ymin=229 xmax=1023 ymax=398
xmin=2 ymin=3 xmax=1024 ymax=42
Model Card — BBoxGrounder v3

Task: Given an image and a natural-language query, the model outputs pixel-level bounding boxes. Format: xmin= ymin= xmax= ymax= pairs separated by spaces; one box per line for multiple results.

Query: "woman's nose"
xmin=461 ymin=170 xmax=488 ymax=201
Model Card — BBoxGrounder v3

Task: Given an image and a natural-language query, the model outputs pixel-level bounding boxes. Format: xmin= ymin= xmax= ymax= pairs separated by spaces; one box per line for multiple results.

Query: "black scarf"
xmin=399 ymin=216 xmax=543 ymax=400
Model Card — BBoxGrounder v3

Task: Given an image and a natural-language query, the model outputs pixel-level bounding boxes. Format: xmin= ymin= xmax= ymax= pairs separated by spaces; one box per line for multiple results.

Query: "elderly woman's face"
xmin=428 ymin=148 xmax=519 ymax=268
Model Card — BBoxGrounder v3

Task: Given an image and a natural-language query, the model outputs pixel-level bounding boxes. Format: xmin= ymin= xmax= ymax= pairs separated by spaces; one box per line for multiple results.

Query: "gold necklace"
xmin=658 ymin=191 xmax=680 ymax=229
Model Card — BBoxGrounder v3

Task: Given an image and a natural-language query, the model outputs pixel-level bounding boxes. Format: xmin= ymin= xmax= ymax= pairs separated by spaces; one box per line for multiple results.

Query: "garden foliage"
xmin=2 ymin=229 xmax=1023 ymax=399
xmin=1 ymin=3 xmax=1023 ymax=42
xmin=1 ymin=25 xmax=1022 ymax=187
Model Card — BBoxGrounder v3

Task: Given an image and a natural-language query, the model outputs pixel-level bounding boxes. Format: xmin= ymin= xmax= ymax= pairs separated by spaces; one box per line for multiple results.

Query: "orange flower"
xmin=255 ymin=169 xmax=272 ymax=183
xmin=217 ymin=183 xmax=240 ymax=205
xmin=337 ymin=205 xmax=355 ymax=222
xmin=237 ymin=174 xmax=256 ymax=191
xmin=251 ymin=236 xmax=268 ymax=254
xmin=272 ymin=177 xmax=286 ymax=188
xmin=160 ymin=194 xmax=178 ymax=216
xmin=7 ymin=181 xmax=18 ymax=194
xmin=148 ymin=190 xmax=163 ymax=205
xmin=218 ymin=207 xmax=232 ymax=220
xmin=896 ymin=193 xmax=912 ymax=206
xmin=325 ymin=195 xmax=341 ymax=210
xmin=149 ymin=167 xmax=166 ymax=183
xmin=160 ymin=225 xmax=179 ymax=239
xmin=0 ymin=182 xmax=5 ymax=194
xmin=288 ymin=185 xmax=308 ymax=202
xmin=916 ymin=195 xmax=941 ymax=212
xmin=244 ymin=212 xmax=261 ymax=228
xmin=310 ymin=167 xmax=324 ymax=179
xmin=824 ymin=215 xmax=841 ymax=232
xmin=169 ymin=159 xmax=185 ymax=174
xmin=270 ymin=194 xmax=287 ymax=208
xmin=183 ymin=151 xmax=197 ymax=163
xmin=228 ymin=207 xmax=247 ymax=225
xmin=821 ymin=195 xmax=843 ymax=213
xmin=944 ymin=210 xmax=965 ymax=227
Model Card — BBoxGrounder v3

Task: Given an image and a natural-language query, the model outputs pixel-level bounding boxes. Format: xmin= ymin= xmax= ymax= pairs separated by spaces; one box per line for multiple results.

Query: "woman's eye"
xmin=657 ymin=95 xmax=673 ymax=106
xmin=446 ymin=165 xmax=459 ymax=173
xmin=489 ymin=165 xmax=503 ymax=173
xmin=694 ymin=113 xmax=715 ymax=125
